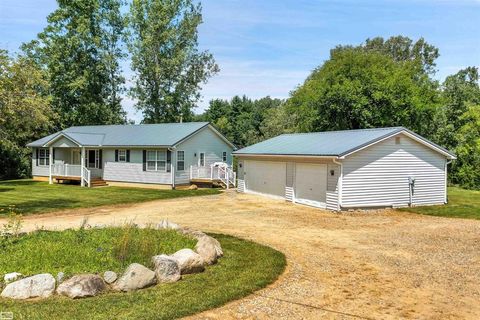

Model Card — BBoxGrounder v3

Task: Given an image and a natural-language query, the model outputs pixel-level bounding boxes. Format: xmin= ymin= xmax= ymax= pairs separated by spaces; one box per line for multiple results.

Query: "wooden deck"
xmin=53 ymin=175 xmax=81 ymax=182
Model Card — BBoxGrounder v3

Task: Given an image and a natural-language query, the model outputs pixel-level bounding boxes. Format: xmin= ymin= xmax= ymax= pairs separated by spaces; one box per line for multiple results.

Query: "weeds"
xmin=0 ymin=206 xmax=23 ymax=248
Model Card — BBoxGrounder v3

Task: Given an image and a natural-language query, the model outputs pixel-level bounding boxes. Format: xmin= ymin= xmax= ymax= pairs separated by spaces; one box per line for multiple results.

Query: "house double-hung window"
xmin=177 ymin=151 xmax=185 ymax=171
xmin=39 ymin=148 xmax=50 ymax=166
xmin=147 ymin=150 xmax=166 ymax=171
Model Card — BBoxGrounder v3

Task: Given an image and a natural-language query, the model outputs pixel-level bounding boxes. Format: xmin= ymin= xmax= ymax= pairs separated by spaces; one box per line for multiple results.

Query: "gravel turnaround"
xmin=2 ymin=191 xmax=479 ymax=319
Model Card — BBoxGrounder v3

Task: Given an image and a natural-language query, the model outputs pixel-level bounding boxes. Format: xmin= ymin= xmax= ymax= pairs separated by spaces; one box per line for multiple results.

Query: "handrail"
xmin=82 ymin=166 xmax=91 ymax=187
xmin=189 ymin=163 xmax=236 ymax=188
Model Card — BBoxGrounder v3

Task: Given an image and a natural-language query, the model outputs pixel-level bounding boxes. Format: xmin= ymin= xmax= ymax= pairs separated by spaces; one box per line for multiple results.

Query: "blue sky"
xmin=1 ymin=0 xmax=479 ymax=122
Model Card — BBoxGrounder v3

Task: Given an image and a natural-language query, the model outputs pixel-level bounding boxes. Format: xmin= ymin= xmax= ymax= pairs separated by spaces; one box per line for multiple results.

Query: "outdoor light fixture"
xmin=330 ymin=170 xmax=335 ymax=176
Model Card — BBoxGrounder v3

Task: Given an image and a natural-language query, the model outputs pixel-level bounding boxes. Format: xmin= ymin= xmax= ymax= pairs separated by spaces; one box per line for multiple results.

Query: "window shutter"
xmin=53 ymin=149 xmax=56 ymax=162
xmin=99 ymin=150 xmax=103 ymax=169
xmin=167 ymin=150 xmax=171 ymax=172
xmin=36 ymin=149 xmax=39 ymax=166
xmin=115 ymin=150 xmax=118 ymax=162
xmin=143 ymin=150 xmax=146 ymax=171
xmin=126 ymin=150 xmax=130 ymax=162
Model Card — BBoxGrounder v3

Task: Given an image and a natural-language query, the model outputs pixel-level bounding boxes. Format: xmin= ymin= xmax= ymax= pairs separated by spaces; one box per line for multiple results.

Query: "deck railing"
xmin=190 ymin=163 xmax=236 ymax=188
xmin=50 ymin=164 xmax=91 ymax=187
xmin=51 ymin=164 xmax=81 ymax=177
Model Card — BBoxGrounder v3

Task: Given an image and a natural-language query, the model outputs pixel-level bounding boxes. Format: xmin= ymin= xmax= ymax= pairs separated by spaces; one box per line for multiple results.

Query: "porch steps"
xmin=90 ymin=178 xmax=108 ymax=187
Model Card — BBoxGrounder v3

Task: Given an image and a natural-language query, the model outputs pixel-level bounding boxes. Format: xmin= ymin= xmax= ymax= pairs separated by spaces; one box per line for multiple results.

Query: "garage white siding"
xmin=244 ymin=160 xmax=286 ymax=198
xmin=341 ymin=134 xmax=446 ymax=208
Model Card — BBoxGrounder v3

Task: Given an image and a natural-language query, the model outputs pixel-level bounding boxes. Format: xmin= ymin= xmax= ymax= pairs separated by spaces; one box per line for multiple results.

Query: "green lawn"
xmin=0 ymin=179 xmax=220 ymax=215
xmin=0 ymin=227 xmax=197 ymax=276
xmin=399 ymin=187 xmax=480 ymax=220
xmin=0 ymin=232 xmax=286 ymax=320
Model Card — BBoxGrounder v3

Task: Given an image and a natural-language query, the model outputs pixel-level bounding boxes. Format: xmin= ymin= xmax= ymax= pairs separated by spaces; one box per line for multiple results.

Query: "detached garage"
xmin=233 ymin=127 xmax=456 ymax=211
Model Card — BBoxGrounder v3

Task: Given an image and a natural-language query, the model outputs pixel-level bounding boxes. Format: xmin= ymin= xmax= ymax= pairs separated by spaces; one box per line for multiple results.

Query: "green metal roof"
xmin=27 ymin=122 xmax=213 ymax=147
xmin=233 ymin=127 xmax=456 ymax=158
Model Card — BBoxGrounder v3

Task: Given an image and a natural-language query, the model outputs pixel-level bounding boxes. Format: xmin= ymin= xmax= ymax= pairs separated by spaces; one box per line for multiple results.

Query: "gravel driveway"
xmin=4 ymin=191 xmax=479 ymax=319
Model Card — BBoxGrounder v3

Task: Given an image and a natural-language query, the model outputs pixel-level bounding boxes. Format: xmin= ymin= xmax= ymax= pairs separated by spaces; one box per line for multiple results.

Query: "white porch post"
xmin=80 ymin=147 xmax=85 ymax=187
xmin=49 ymin=146 xmax=53 ymax=184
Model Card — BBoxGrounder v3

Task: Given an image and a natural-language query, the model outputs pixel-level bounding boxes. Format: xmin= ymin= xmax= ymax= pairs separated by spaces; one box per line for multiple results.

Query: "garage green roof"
xmin=233 ymin=127 xmax=456 ymax=159
xmin=27 ymin=122 xmax=214 ymax=147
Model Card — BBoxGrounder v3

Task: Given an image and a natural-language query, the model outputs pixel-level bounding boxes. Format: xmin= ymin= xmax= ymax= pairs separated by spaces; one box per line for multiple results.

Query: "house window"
xmin=147 ymin=150 xmax=166 ymax=171
xmin=222 ymin=151 xmax=227 ymax=162
xmin=39 ymin=148 xmax=50 ymax=166
xmin=118 ymin=149 xmax=127 ymax=162
xmin=177 ymin=151 xmax=185 ymax=171
xmin=87 ymin=149 xmax=100 ymax=169
xmin=199 ymin=152 xmax=205 ymax=167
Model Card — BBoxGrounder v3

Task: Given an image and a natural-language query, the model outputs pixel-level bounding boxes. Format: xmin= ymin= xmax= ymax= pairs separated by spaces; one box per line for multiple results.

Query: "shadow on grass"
xmin=0 ymin=180 xmax=43 ymax=186
xmin=0 ymin=188 xmax=14 ymax=193
xmin=0 ymin=198 xmax=81 ymax=215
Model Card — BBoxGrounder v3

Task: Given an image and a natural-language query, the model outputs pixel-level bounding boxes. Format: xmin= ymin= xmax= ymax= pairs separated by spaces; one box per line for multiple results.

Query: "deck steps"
xmin=90 ymin=178 xmax=108 ymax=187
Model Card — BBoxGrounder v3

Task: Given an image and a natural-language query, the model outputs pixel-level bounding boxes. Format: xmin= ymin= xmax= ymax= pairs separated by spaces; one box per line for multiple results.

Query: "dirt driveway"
xmin=3 ymin=191 xmax=479 ymax=319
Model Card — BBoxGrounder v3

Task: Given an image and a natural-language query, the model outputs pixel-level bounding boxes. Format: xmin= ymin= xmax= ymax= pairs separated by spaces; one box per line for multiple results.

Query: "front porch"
xmin=48 ymin=147 xmax=104 ymax=187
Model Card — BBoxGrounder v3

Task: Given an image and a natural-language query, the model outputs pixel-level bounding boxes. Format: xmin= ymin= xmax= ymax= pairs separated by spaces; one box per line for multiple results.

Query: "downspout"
xmin=168 ymin=147 xmax=176 ymax=189
xmin=333 ymin=157 xmax=343 ymax=211
xmin=445 ymin=159 xmax=453 ymax=204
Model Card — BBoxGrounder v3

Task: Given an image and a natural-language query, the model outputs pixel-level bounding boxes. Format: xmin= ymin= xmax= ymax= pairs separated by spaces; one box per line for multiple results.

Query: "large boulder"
xmin=152 ymin=255 xmax=181 ymax=283
xmin=195 ymin=235 xmax=223 ymax=265
xmin=1 ymin=273 xmax=55 ymax=300
xmin=57 ymin=274 xmax=106 ymax=299
xmin=113 ymin=263 xmax=156 ymax=292
xmin=170 ymin=249 xmax=205 ymax=274
xmin=178 ymin=228 xmax=207 ymax=240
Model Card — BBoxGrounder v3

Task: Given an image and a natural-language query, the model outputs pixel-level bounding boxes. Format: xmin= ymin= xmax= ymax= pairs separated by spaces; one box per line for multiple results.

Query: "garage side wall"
xmin=341 ymin=134 xmax=446 ymax=208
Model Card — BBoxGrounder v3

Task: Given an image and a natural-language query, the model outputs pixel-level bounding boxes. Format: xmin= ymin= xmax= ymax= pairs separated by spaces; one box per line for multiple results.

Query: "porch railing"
xmin=190 ymin=163 xmax=236 ymax=188
xmin=51 ymin=164 xmax=81 ymax=177
xmin=50 ymin=164 xmax=91 ymax=187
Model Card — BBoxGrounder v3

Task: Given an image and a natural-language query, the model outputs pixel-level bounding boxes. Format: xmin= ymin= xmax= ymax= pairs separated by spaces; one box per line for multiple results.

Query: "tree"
xmin=286 ymin=47 xmax=441 ymax=136
xmin=201 ymin=95 xmax=283 ymax=147
xmin=0 ymin=51 xmax=55 ymax=179
xmin=452 ymin=105 xmax=480 ymax=189
xmin=128 ymin=0 xmax=218 ymax=123
xmin=26 ymin=0 xmax=127 ymax=128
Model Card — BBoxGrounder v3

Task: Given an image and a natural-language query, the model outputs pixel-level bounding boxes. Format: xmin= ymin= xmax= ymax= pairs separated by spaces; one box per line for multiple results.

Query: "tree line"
xmin=0 ymin=1 xmax=478 ymax=190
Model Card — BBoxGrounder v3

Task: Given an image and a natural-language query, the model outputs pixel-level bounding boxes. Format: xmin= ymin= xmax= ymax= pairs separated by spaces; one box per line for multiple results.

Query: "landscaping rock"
xmin=188 ymin=184 xmax=198 ymax=190
xmin=179 ymin=227 xmax=207 ymax=240
xmin=171 ymin=249 xmax=205 ymax=274
xmin=113 ymin=263 xmax=156 ymax=292
xmin=57 ymin=274 xmax=106 ymax=299
xmin=4 ymin=272 xmax=22 ymax=284
xmin=195 ymin=235 xmax=223 ymax=265
xmin=103 ymin=271 xmax=117 ymax=284
xmin=157 ymin=219 xmax=180 ymax=230
xmin=152 ymin=255 xmax=181 ymax=283
xmin=56 ymin=272 xmax=65 ymax=284
xmin=1 ymin=273 xmax=55 ymax=299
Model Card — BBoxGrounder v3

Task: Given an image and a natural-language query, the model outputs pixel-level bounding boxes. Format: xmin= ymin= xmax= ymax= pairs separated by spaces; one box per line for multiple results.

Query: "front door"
xmin=71 ymin=149 xmax=81 ymax=165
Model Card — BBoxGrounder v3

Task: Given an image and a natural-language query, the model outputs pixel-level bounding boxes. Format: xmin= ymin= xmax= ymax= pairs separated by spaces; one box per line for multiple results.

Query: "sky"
xmin=0 ymin=0 xmax=479 ymax=123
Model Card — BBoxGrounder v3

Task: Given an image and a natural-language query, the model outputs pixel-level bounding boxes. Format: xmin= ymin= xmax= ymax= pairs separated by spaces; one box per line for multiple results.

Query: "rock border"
xmin=0 ymin=220 xmax=223 ymax=300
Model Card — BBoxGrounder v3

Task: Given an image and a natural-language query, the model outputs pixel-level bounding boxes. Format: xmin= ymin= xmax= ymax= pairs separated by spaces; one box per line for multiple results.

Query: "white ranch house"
xmin=27 ymin=122 xmax=236 ymax=188
xmin=234 ymin=127 xmax=456 ymax=211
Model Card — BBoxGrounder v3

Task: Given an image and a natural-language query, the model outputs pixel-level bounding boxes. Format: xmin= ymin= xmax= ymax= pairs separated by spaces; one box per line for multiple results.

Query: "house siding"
xmin=102 ymin=148 xmax=172 ymax=184
xmin=341 ymin=133 xmax=446 ymax=208
xmin=32 ymin=147 xmax=71 ymax=177
xmin=174 ymin=126 xmax=234 ymax=185
xmin=326 ymin=163 xmax=340 ymax=210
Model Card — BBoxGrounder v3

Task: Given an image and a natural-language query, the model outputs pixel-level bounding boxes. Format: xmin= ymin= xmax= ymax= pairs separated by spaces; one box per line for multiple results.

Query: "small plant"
xmin=0 ymin=205 xmax=24 ymax=248
xmin=75 ymin=217 xmax=89 ymax=244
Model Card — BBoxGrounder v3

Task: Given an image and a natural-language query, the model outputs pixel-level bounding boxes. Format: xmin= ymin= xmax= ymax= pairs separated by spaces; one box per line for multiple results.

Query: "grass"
xmin=0 ymin=179 xmax=221 ymax=215
xmin=0 ymin=231 xmax=287 ymax=320
xmin=399 ymin=186 xmax=480 ymax=220
xmin=0 ymin=226 xmax=197 ymax=276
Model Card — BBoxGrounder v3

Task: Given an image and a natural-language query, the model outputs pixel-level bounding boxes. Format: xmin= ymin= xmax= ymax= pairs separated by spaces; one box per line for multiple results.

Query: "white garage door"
xmin=244 ymin=160 xmax=286 ymax=198
xmin=295 ymin=163 xmax=327 ymax=208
